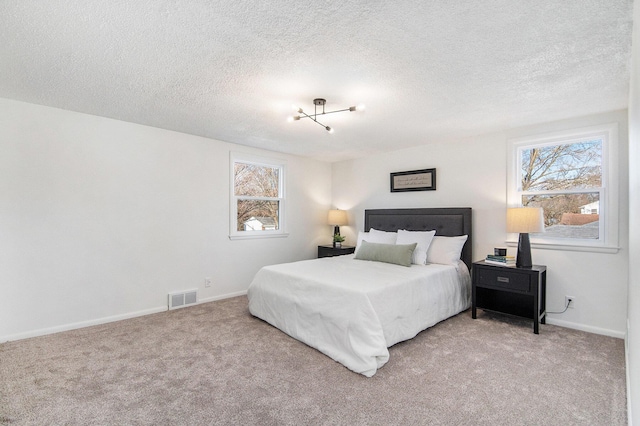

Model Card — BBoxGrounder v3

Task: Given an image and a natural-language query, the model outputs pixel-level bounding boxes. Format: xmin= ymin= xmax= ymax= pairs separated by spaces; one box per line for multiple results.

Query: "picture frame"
xmin=390 ymin=168 xmax=436 ymax=192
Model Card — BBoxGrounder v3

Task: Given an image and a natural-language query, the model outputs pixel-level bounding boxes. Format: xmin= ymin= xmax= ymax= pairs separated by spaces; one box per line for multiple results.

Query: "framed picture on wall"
xmin=390 ymin=168 xmax=436 ymax=192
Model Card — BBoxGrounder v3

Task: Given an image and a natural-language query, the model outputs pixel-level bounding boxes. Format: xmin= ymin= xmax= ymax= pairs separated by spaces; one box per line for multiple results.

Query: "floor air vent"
xmin=168 ymin=289 xmax=198 ymax=310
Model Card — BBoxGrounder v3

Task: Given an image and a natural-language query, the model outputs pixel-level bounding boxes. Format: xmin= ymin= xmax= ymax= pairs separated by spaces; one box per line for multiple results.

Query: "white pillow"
xmin=396 ymin=229 xmax=436 ymax=265
xmin=368 ymin=228 xmax=398 ymax=244
xmin=426 ymin=235 xmax=468 ymax=265
xmin=355 ymin=229 xmax=397 ymax=255
xmin=355 ymin=231 xmax=370 ymax=255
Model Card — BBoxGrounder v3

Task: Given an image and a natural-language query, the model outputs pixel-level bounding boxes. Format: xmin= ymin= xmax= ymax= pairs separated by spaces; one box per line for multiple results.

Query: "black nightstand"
xmin=317 ymin=245 xmax=355 ymax=258
xmin=472 ymin=260 xmax=547 ymax=334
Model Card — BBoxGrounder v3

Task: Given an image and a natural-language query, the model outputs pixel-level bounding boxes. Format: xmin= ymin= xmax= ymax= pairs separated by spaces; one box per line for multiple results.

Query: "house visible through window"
xmin=508 ymin=123 xmax=619 ymax=251
xmin=230 ymin=153 xmax=286 ymax=239
xmin=521 ymin=139 xmax=602 ymax=239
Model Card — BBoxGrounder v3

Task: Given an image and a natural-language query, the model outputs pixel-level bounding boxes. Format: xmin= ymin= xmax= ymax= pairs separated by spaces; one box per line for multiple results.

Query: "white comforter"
xmin=247 ymin=255 xmax=471 ymax=377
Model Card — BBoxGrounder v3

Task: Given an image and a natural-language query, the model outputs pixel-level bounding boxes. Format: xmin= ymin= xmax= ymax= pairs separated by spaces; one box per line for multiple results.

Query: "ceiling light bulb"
xmin=356 ymin=104 xmax=365 ymax=111
xmin=287 ymin=116 xmax=294 ymax=123
xmin=326 ymin=126 xmax=334 ymax=134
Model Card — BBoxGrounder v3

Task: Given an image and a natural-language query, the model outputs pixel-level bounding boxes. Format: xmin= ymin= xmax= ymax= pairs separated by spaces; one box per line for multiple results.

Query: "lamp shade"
xmin=327 ymin=209 xmax=348 ymax=226
xmin=506 ymin=207 xmax=545 ymax=234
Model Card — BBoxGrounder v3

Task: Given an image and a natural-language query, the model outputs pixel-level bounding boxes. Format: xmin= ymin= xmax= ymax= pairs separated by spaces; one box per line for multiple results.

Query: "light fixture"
xmin=328 ymin=209 xmax=348 ymax=236
xmin=289 ymin=98 xmax=364 ymax=133
xmin=507 ymin=207 xmax=545 ymax=268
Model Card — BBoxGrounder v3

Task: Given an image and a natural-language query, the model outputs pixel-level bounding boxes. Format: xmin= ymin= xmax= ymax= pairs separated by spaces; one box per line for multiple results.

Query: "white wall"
xmin=333 ymin=110 xmax=629 ymax=338
xmin=626 ymin=0 xmax=640 ymax=422
xmin=0 ymin=98 xmax=332 ymax=341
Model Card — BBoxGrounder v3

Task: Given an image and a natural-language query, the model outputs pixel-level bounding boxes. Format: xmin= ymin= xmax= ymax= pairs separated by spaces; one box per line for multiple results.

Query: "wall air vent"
xmin=168 ymin=289 xmax=198 ymax=310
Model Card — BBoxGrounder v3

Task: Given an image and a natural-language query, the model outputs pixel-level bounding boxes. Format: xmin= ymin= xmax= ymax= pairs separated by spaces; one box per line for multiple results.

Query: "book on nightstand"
xmin=485 ymin=254 xmax=516 ymax=266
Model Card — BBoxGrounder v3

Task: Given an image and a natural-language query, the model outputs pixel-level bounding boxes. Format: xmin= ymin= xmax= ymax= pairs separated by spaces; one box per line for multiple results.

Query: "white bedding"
xmin=247 ymin=254 xmax=471 ymax=377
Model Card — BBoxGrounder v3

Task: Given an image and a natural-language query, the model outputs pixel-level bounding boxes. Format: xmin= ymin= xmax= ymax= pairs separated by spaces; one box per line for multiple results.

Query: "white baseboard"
xmin=0 ymin=305 xmax=168 ymax=343
xmin=198 ymin=290 xmax=247 ymax=304
xmin=0 ymin=291 xmax=249 ymax=344
xmin=545 ymin=317 xmax=626 ymax=339
xmin=1 ymin=290 xmax=251 ymax=344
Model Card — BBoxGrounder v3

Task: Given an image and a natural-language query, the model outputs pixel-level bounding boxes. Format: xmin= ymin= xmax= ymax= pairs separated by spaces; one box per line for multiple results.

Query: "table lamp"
xmin=506 ymin=207 xmax=544 ymax=268
xmin=328 ymin=209 xmax=348 ymax=237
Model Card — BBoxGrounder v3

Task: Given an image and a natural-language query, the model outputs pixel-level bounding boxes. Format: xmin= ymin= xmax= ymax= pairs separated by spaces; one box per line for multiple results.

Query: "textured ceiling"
xmin=0 ymin=1 xmax=634 ymax=162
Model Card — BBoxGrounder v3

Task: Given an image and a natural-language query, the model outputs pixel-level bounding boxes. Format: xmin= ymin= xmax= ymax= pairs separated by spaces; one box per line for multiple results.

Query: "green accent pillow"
xmin=354 ymin=240 xmax=417 ymax=267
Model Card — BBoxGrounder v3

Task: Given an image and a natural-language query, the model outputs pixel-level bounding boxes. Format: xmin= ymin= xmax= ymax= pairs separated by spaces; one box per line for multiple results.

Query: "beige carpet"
xmin=0 ymin=296 xmax=626 ymax=425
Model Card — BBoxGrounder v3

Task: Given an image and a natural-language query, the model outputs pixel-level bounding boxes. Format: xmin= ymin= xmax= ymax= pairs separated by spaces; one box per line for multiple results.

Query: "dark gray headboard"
xmin=364 ymin=208 xmax=472 ymax=270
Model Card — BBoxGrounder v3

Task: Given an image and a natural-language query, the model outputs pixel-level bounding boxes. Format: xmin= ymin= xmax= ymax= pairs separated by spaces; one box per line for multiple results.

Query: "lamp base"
xmin=334 ymin=225 xmax=340 ymax=236
xmin=516 ymin=233 xmax=533 ymax=268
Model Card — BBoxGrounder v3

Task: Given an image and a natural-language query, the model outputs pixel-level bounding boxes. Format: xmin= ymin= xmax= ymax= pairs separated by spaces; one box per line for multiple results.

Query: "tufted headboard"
xmin=364 ymin=208 xmax=472 ymax=270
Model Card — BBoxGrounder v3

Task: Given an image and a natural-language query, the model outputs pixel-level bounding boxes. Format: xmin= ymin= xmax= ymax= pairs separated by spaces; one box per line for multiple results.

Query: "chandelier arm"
xmin=297 ymin=109 xmax=329 ymax=129
xmin=295 ymin=107 xmax=354 ymax=120
xmin=317 ymin=107 xmax=354 ymax=116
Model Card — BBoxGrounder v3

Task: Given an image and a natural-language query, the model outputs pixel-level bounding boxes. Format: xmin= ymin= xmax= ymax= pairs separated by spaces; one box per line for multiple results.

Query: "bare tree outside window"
xmin=519 ymin=139 xmax=602 ymax=239
xmin=508 ymin=123 xmax=618 ymax=250
xmin=234 ymin=162 xmax=281 ymax=232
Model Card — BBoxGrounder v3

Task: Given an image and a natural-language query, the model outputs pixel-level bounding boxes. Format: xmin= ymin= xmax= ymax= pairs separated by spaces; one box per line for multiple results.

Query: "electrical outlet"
xmin=565 ymin=296 xmax=575 ymax=309
xmin=205 ymin=277 xmax=212 ymax=288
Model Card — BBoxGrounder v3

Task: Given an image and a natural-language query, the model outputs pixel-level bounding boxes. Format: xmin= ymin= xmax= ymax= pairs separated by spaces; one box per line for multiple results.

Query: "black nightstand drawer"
xmin=318 ymin=245 xmax=355 ymax=258
xmin=476 ymin=268 xmax=531 ymax=293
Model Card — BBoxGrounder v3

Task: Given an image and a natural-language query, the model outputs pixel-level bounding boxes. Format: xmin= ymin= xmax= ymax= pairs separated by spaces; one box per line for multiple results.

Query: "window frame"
xmin=229 ymin=152 xmax=287 ymax=240
xmin=507 ymin=123 xmax=619 ymax=253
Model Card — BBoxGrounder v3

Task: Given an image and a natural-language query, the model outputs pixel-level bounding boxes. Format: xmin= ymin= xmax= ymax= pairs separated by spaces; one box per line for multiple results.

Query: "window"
xmin=507 ymin=123 xmax=619 ymax=252
xmin=229 ymin=153 xmax=286 ymax=239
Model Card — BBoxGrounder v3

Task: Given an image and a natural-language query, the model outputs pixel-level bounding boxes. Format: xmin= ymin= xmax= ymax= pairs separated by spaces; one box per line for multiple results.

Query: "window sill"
xmin=229 ymin=232 xmax=289 ymax=241
xmin=506 ymin=240 xmax=620 ymax=254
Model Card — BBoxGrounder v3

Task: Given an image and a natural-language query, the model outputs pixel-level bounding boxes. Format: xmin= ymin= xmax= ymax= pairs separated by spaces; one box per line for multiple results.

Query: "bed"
xmin=247 ymin=208 xmax=472 ymax=377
